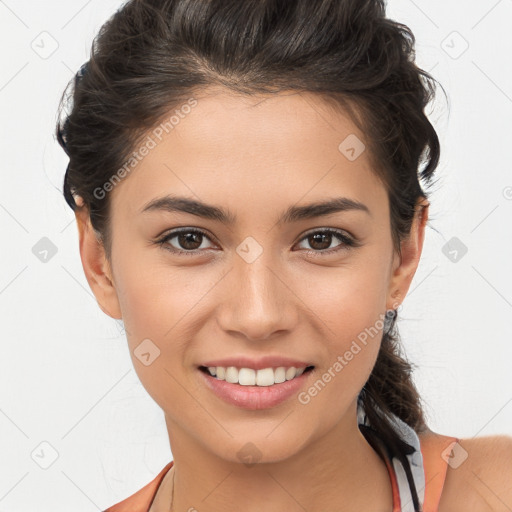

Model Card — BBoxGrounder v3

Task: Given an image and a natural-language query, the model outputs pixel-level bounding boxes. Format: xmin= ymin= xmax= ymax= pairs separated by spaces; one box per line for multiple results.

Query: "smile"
xmin=200 ymin=365 xmax=314 ymax=386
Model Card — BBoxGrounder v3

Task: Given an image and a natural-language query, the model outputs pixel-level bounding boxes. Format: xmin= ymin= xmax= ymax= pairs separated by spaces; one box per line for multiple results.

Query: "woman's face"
xmin=80 ymin=88 xmax=425 ymax=464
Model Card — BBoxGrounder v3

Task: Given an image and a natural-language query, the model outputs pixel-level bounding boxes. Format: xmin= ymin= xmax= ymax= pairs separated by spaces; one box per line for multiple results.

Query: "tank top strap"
xmin=418 ymin=432 xmax=460 ymax=512
xmin=357 ymin=398 xmax=425 ymax=511
xmin=103 ymin=461 xmax=174 ymax=512
xmin=357 ymin=397 xmax=462 ymax=512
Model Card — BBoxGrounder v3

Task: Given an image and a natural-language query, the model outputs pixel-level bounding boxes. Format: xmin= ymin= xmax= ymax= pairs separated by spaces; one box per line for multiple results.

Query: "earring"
xmin=383 ymin=308 xmax=397 ymax=334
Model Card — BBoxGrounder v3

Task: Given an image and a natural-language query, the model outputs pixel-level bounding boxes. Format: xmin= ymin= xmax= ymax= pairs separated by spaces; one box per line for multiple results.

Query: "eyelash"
xmin=155 ymin=227 xmax=359 ymax=257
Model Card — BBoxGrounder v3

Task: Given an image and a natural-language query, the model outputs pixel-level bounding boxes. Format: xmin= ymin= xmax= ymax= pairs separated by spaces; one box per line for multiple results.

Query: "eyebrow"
xmin=140 ymin=194 xmax=371 ymax=224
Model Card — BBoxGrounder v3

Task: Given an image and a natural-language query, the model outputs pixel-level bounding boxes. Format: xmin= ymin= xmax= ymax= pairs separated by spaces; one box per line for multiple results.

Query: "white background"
xmin=0 ymin=0 xmax=511 ymax=510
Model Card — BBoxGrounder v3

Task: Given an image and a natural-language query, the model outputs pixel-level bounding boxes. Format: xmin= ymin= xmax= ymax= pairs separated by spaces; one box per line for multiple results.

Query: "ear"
xmin=74 ymin=205 xmax=122 ymax=320
xmin=387 ymin=198 xmax=430 ymax=310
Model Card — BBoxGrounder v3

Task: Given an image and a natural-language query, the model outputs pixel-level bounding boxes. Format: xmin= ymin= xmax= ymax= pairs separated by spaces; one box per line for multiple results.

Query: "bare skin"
xmin=438 ymin=436 xmax=512 ymax=511
xmin=73 ymin=88 xmax=512 ymax=512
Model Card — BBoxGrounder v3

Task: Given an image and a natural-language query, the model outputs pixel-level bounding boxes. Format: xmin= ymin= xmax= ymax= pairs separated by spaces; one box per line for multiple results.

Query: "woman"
xmin=56 ymin=0 xmax=512 ymax=510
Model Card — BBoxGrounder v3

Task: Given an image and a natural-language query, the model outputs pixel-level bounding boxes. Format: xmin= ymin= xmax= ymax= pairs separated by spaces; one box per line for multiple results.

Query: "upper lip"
xmin=200 ymin=356 xmax=314 ymax=370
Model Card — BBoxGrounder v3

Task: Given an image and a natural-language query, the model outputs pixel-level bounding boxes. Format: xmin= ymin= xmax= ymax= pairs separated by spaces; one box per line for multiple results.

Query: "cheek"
xmin=297 ymin=253 xmax=389 ymax=337
xmin=293 ymin=257 xmax=388 ymax=392
xmin=113 ymin=247 xmax=194 ymax=338
xmin=294 ymin=297 xmax=384 ymax=434
xmin=111 ymin=253 xmax=200 ymax=411
xmin=111 ymin=248 xmax=222 ymax=384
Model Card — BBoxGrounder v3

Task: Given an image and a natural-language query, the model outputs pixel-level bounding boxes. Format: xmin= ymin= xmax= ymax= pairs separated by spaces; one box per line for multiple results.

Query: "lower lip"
xmin=198 ymin=368 xmax=313 ymax=410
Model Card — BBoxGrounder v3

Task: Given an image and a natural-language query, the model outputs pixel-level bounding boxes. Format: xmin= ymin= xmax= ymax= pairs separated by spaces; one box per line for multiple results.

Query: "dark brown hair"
xmin=56 ymin=1 xmax=445 ymax=509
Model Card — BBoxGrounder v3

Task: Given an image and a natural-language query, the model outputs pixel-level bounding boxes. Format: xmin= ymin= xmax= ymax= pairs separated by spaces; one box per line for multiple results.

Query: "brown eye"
xmin=176 ymin=231 xmax=204 ymax=250
xmin=157 ymin=228 xmax=215 ymax=255
xmin=156 ymin=227 xmax=358 ymax=257
xmin=295 ymin=228 xmax=357 ymax=254
xmin=307 ymin=232 xmax=335 ymax=250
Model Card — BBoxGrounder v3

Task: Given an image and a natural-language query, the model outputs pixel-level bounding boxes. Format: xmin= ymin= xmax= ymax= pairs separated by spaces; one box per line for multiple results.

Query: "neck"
xmin=153 ymin=399 xmax=393 ymax=512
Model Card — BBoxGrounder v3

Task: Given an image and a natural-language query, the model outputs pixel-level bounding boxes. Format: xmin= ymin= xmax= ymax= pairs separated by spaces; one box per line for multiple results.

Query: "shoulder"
xmin=103 ymin=461 xmax=174 ymax=512
xmin=436 ymin=433 xmax=512 ymax=512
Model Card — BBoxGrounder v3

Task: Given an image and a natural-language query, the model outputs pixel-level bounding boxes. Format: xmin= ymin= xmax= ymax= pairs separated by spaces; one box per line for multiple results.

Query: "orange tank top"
xmin=103 ymin=432 xmax=458 ymax=512
xmin=104 ymin=396 xmax=457 ymax=511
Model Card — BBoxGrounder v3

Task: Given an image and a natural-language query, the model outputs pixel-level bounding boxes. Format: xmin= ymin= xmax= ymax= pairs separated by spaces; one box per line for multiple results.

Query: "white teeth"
xmin=285 ymin=367 xmax=296 ymax=380
xmin=225 ymin=366 xmax=239 ymax=384
xmin=238 ymin=368 xmax=256 ymax=385
xmin=274 ymin=367 xmax=286 ymax=384
xmin=256 ymin=368 xmax=274 ymax=386
xmin=205 ymin=365 xmax=309 ymax=386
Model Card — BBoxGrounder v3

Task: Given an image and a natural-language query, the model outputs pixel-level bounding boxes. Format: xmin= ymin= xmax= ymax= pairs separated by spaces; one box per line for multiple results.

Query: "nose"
xmin=216 ymin=253 xmax=298 ymax=342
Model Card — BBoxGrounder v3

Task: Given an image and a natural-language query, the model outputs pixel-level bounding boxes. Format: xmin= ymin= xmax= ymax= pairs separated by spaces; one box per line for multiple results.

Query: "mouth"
xmin=197 ymin=363 xmax=316 ymax=410
xmin=198 ymin=365 xmax=315 ymax=387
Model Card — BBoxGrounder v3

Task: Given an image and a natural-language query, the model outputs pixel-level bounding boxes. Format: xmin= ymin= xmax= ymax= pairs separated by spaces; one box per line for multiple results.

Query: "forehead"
xmin=109 ymin=89 xmax=387 ymax=220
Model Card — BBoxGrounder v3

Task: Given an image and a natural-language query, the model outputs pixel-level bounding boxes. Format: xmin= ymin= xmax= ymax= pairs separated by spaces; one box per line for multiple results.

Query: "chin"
xmin=208 ymin=431 xmax=308 ymax=467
